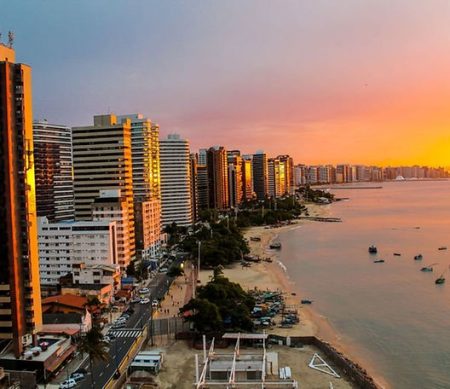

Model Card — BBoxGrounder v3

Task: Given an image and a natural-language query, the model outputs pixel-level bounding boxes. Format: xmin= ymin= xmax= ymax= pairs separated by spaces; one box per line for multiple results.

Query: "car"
xmin=130 ymin=297 xmax=141 ymax=304
xmin=121 ymin=313 xmax=130 ymax=319
xmin=69 ymin=372 xmax=85 ymax=382
xmin=152 ymin=299 xmax=159 ymax=308
xmin=59 ymin=379 xmax=77 ymax=389
xmin=159 ymin=267 xmax=168 ymax=273
xmin=73 ymin=368 xmax=87 ymax=376
xmin=139 ymin=287 xmax=150 ymax=294
xmin=112 ymin=322 xmax=126 ymax=329
xmin=103 ymin=336 xmax=111 ymax=343
xmin=107 ymin=333 xmax=116 ymax=340
xmin=140 ymin=298 xmax=150 ymax=304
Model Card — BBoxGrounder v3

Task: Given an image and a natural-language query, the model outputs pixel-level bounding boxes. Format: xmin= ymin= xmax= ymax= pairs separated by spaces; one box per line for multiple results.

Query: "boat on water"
xmin=414 ymin=254 xmax=423 ymax=260
xmin=394 ymin=253 xmax=401 ymax=256
xmin=250 ymin=237 xmax=261 ymax=242
xmin=438 ymin=247 xmax=447 ymax=251
xmin=301 ymin=299 xmax=313 ymax=304
xmin=269 ymin=242 xmax=282 ymax=249
xmin=374 ymin=259 xmax=385 ymax=263
xmin=435 ymin=276 xmax=446 ymax=284
xmin=421 ymin=262 xmax=437 ymax=272
xmin=368 ymin=245 xmax=377 ymax=254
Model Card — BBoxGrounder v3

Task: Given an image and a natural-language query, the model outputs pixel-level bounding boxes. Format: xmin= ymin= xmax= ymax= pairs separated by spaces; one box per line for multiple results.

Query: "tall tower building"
xmin=190 ymin=153 xmax=199 ymax=221
xmin=242 ymin=155 xmax=254 ymax=201
xmin=227 ymin=151 xmax=243 ymax=208
xmin=33 ymin=120 xmax=74 ymax=221
xmin=72 ymin=114 xmax=135 ymax=262
xmin=0 ymin=43 xmax=42 ymax=357
xmin=207 ymin=146 xmax=229 ymax=210
xmin=277 ymin=155 xmax=294 ymax=195
xmin=252 ymin=151 xmax=268 ymax=200
xmin=160 ymin=134 xmax=193 ymax=227
xmin=197 ymin=164 xmax=209 ymax=210
xmin=117 ymin=114 xmax=161 ymax=261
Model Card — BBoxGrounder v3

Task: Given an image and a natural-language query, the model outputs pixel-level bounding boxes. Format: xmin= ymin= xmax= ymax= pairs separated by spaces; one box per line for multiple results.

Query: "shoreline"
xmin=199 ymin=202 xmax=388 ymax=389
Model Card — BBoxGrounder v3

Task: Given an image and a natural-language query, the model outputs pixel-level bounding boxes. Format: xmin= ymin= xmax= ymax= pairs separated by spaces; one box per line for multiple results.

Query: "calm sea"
xmin=279 ymin=180 xmax=450 ymax=389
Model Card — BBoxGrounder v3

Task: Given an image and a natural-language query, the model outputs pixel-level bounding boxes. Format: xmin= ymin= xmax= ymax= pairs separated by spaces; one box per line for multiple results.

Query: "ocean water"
xmin=279 ymin=180 xmax=450 ymax=389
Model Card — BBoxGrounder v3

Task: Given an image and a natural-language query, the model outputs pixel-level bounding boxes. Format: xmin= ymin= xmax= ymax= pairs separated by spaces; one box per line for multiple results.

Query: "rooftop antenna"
xmin=8 ymin=31 xmax=14 ymax=48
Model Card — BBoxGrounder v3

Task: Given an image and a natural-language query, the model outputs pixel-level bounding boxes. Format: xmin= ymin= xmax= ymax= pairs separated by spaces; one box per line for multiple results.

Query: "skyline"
xmin=2 ymin=1 xmax=450 ymax=166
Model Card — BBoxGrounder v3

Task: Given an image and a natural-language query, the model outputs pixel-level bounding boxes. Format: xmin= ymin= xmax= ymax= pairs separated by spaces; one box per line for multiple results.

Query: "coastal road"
xmin=75 ymin=270 xmax=177 ymax=389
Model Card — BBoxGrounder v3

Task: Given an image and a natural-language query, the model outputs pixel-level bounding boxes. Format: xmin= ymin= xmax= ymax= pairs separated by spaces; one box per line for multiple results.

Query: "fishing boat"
xmin=438 ymin=247 xmax=447 ymax=251
xmin=301 ymin=299 xmax=313 ymax=304
xmin=421 ymin=263 xmax=437 ymax=272
xmin=269 ymin=242 xmax=282 ymax=249
xmin=368 ymin=245 xmax=377 ymax=254
xmin=374 ymin=259 xmax=385 ymax=263
xmin=394 ymin=253 xmax=401 ymax=256
xmin=435 ymin=275 xmax=446 ymax=284
xmin=414 ymin=254 xmax=423 ymax=260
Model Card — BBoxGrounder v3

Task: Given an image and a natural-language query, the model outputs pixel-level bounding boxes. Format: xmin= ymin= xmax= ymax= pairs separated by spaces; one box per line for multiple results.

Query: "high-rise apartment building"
xmin=0 ymin=44 xmax=42 ymax=357
xmin=227 ymin=152 xmax=243 ymax=207
xmin=207 ymin=146 xmax=229 ymax=209
xmin=197 ymin=164 xmax=209 ymax=209
xmin=190 ymin=153 xmax=199 ymax=221
xmin=160 ymin=134 xmax=193 ymax=226
xmin=33 ymin=120 xmax=74 ymax=221
xmin=277 ymin=155 xmax=294 ymax=195
xmin=72 ymin=114 xmax=135 ymax=262
xmin=92 ymin=189 xmax=132 ymax=270
xmin=117 ymin=114 xmax=161 ymax=261
xmin=253 ymin=151 xmax=269 ymax=200
xmin=268 ymin=158 xmax=284 ymax=198
xmin=242 ymin=155 xmax=254 ymax=201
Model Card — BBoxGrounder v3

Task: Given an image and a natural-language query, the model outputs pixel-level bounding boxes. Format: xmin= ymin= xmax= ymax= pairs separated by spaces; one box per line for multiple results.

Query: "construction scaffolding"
xmin=194 ymin=333 xmax=298 ymax=388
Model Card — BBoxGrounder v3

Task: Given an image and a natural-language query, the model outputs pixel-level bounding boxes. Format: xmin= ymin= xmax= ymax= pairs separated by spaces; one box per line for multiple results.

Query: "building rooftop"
xmin=42 ymin=294 xmax=87 ymax=310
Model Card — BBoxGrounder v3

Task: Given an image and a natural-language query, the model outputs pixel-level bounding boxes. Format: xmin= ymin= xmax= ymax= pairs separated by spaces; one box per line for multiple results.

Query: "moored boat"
xmin=301 ymin=299 xmax=313 ymax=304
xmin=269 ymin=242 xmax=282 ymax=249
xmin=435 ymin=276 xmax=445 ymax=284
xmin=438 ymin=247 xmax=447 ymax=250
xmin=374 ymin=259 xmax=385 ymax=263
xmin=414 ymin=254 xmax=423 ymax=260
xmin=394 ymin=253 xmax=401 ymax=256
xmin=368 ymin=245 xmax=377 ymax=254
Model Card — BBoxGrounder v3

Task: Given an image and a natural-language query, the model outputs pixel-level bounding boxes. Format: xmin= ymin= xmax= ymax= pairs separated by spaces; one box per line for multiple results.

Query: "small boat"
xmin=394 ymin=253 xmax=401 ymax=256
xmin=301 ymin=299 xmax=313 ymax=304
xmin=250 ymin=236 xmax=261 ymax=242
xmin=414 ymin=254 xmax=423 ymax=260
xmin=435 ymin=276 xmax=446 ymax=284
xmin=421 ymin=262 xmax=437 ymax=272
xmin=368 ymin=245 xmax=377 ymax=254
xmin=438 ymin=247 xmax=447 ymax=251
xmin=269 ymin=242 xmax=282 ymax=249
xmin=374 ymin=259 xmax=385 ymax=263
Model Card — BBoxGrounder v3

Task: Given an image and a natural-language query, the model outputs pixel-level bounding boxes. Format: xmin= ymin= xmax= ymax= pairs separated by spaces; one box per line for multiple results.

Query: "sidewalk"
xmin=155 ymin=265 xmax=194 ymax=320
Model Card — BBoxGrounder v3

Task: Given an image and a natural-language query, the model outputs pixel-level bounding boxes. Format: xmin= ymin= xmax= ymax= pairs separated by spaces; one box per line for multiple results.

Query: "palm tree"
xmin=78 ymin=326 xmax=109 ymax=388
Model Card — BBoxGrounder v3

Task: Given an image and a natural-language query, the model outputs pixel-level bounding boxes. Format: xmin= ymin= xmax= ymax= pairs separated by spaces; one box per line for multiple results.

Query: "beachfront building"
xmin=117 ymin=114 xmax=162 ymax=261
xmin=227 ymin=151 xmax=243 ymax=208
xmin=160 ymin=134 xmax=194 ymax=227
xmin=197 ymin=164 xmax=209 ymax=210
xmin=33 ymin=120 xmax=74 ymax=221
xmin=207 ymin=146 xmax=229 ymax=210
xmin=252 ymin=151 xmax=269 ymax=200
xmin=0 ymin=43 xmax=43 ymax=357
xmin=38 ymin=216 xmax=118 ymax=295
xmin=242 ymin=155 xmax=254 ymax=201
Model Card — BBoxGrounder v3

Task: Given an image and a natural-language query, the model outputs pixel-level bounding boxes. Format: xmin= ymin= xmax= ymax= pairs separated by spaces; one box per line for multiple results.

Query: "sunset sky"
xmin=2 ymin=1 xmax=450 ymax=166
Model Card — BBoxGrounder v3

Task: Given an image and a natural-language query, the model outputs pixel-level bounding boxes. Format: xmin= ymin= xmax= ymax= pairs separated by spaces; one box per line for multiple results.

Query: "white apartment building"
xmin=160 ymin=134 xmax=193 ymax=227
xmin=72 ymin=263 xmax=120 ymax=288
xmin=92 ymin=189 xmax=132 ymax=270
xmin=38 ymin=216 xmax=118 ymax=293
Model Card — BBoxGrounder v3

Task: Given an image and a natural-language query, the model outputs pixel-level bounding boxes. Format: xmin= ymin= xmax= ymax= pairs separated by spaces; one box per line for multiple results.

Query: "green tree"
xmin=78 ymin=326 xmax=110 ymax=388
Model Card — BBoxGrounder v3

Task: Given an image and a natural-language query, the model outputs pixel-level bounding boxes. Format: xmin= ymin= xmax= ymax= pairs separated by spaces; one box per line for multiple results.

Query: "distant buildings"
xmin=160 ymin=134 xmax=193 ymax=226
xmin=33 ymin=121 xmax=74 ymax=221
xmin=252 ymin=151 xmax=269 ymax=200
xmin=0 ymin=43 xmax=42 ymax=357
xmin=207 ymin=146 xmax=229 ymax=210
xmin=227 ymin=151 xmax=243 ymax=208
xmin=242 ymin=155 xmax=254 ymax=201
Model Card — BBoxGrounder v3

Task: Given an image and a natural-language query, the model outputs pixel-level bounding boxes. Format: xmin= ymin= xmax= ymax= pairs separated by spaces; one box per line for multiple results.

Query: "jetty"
xmin=298 ymin=216 xmax=342 ymax=223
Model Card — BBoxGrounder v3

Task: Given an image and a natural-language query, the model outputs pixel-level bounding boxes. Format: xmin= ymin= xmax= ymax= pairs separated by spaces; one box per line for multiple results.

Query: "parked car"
xmin=152 ymin=299 xmax=159 ymax=308
xmin=140 ymin=298 xmax=150 ymax=304
xmin=69 ymin=372 xmax=85 ymax=382
xmin=139 ymin=287 xmax=150 ymax=294
xmin=73 ymin=368 xmax=87 ymax=376
xmin=59 ymin=379 xmax=77 ymax=389
xmin=112 ymin=322 xmax=126 ymax=329
xmin=130 ymin=297 xmax=141 ymax=304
